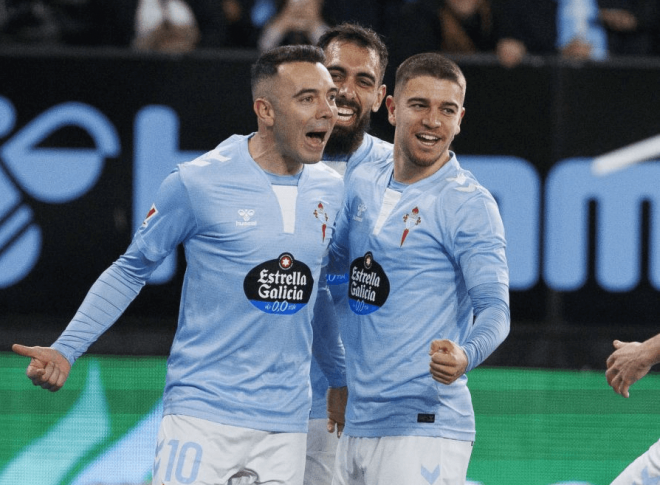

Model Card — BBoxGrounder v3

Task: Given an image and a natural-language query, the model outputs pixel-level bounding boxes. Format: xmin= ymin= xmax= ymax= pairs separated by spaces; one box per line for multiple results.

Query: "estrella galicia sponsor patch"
xmin=348 ymin=251 xmax=390 ymax=314
xmin=326 ymin=272 xmax=349 ymax=285
xmin=244 ymin=253 xmax=314 ymax=314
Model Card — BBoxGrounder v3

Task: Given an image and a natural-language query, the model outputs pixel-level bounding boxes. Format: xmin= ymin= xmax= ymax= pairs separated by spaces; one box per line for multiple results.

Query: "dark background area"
xmin=1 ymin=48 xmax=660 ymax=370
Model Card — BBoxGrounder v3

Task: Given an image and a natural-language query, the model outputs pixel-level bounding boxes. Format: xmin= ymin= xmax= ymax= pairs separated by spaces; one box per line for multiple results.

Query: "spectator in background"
xmin=598 ymin=0 xmax=660 ymax=56
xmin=134 ymin=0 xmax=258 ymax=52
xmin=388 ymin=0 xmax=497 ymax=71
xmin=494 ymin=0 xmax=608 ymax=68
xmin=133 ymin=0 xmax=199 ymax=52
xmin=0 ymin=0 xmax=139 ymax=47
xmin=257 ymin=0 xmax=329 ymax=51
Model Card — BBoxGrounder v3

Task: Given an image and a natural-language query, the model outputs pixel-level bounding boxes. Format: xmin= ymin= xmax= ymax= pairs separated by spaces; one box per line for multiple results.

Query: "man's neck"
xmin=393 ymin=151 xmax=451 ymax=185
xmin=248 ymin=133 xmax=303 ymax=176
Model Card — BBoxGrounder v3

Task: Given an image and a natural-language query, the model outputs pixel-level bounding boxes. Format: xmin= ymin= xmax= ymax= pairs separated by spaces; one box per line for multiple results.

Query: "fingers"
xmin=12 ymin=343 xmax=40 ymax=359
xmin=606 ymin=367 xmax=631 ymax=398
xmin=14 ymin=344 xmax=70 ymax=392
xmin=326 ymin=419 xmax=343 ymax=437
xmin=28 ymin=360 xmax=65 ymax=391
xmin=429 ymin=339 xmax=451 ymax=355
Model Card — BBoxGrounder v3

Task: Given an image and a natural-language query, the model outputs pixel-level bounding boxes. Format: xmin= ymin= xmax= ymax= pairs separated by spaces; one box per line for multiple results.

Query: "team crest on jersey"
xmin=348 ymin=251 xmax=390 ymax=315
xmin=244 ymin=253 xmax=314 ymax=314
xmin=141 ymin=203 xmax=158 ymax=227
xmin=400 ymin=207 xmax=421 ymax=246
xmin=313 ymin=202 xmax=329 ymax=241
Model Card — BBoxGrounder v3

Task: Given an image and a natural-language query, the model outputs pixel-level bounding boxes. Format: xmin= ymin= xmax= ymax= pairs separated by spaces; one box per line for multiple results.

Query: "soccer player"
xmin=327 ymin=52 xmax=511 ymax=484
xmin=12 ymin=44 xmax=347 ymax=485
xmin=304 ymin=23 xmax=392 ymax=485
xmin=606 ymin=334 xmax=660 ymax=484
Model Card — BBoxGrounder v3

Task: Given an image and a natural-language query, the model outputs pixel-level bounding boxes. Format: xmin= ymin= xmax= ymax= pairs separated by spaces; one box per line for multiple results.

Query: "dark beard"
xmin=324 ymin=114 xmax=371 ymax=158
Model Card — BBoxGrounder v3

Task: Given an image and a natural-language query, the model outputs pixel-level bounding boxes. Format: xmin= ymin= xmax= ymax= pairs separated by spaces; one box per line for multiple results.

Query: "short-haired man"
xmin=13 ymin=44 xmax=346 ymax=485
xmin=328 ymin=52 xmax=510 ymax=484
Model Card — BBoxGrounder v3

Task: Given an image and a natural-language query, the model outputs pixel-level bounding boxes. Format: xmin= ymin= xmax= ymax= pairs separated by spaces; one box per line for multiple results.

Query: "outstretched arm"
xmin=606 ymin=334 xmax=660 ymax=398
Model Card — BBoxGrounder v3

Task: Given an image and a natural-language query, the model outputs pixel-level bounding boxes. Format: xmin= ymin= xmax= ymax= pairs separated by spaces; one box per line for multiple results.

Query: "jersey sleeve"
xmin=452 ymin=193 xmax=509 ymax=290
xmin=52 ymin=241 xmax=161 ymax=365
xmin=52 ymin=169 xmax=197 ymax=365
xmin=134 ymin=168 xmax=197 ymax=262
xmin=462 ymin=282 xmax=510 ymax=372
xmin=311 ymin=266 xmax=346 ymax=388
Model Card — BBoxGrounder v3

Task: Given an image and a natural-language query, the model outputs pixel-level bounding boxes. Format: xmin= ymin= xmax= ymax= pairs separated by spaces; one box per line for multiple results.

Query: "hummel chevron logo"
xmin=641 ymin=467 xmax=660 ymax=484
xmin=187 ymin=159 xmax=211 ymax=166
xmin=447 ymin=173 xmax=467 ymax=185
xmin=421 ymin=464 xmax=440 ymax=484
xmin=447 ymin=173 xmax=479 ymax=192
xmin=456 ymin=183 xmax=479 ymax=192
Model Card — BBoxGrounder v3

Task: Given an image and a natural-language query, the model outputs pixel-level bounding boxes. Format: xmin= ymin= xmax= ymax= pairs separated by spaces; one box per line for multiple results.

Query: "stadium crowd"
xmin=1 ymin=0 xmax=659 ymax=63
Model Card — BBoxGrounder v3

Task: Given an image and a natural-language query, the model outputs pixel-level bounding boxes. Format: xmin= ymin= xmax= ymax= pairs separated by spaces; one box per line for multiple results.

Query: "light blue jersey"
xmin=328 ymin=152 xmax=509 ymax=441
xmin=53 ymin=134 xmax=346 ymax=434
xmin=309 ymin=133 xmax=393 ymax=419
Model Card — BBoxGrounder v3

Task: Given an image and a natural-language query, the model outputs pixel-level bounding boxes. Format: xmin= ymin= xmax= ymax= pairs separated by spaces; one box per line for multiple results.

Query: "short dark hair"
xmin=251 ymin=44 xmax=326 ymax=98
xmin=394 ymin=52 xmax=466 ymax=97
xmin=317 ymin=22 xmax=388 ymax=83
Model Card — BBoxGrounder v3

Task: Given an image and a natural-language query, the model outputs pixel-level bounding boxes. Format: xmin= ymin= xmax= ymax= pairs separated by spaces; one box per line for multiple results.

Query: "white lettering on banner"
xmin=1 ymin=99 xmax=658 ymax=293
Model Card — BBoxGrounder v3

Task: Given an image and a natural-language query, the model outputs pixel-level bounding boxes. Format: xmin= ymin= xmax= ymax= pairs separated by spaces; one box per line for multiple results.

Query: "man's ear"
xmin=254 ymin=97 xmax=275 ymax=127
xmin=385 ymin=95 xmax=396 ymax=126
xmin=372 ymin=84 xmax=387 ymax=112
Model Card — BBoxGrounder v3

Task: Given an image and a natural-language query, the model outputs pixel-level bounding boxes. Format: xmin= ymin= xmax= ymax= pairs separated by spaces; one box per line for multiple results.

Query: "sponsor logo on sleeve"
xmin=142 ymin=203 xmax=158 ymax=227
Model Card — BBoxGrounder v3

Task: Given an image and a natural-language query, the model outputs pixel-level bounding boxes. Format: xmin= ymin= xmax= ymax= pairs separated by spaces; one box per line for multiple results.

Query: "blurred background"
xmin=1 ymin=0 xmax=660 ymax=484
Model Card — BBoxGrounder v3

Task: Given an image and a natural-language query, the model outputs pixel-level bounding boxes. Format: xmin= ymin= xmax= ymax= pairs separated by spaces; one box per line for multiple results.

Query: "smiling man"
xmin=12 ymin=45 xmax=347 ymax=485
xmin=304 ymin=23 xmax=393 ymax=485
xmin=327 ymin=53 xmax=511 ymax=485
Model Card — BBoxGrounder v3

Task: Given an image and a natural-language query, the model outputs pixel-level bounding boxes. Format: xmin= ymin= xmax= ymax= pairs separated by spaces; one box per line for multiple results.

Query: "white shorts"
xmin=304 ymin=418 xmax=339 ymax=485
xmin=152 ymin=414 xmax=307 ymax=485
xmin=610 ymin=438 xmax=660 ymax=485
xmin=332 ymin=435 xmax=473 ymax=485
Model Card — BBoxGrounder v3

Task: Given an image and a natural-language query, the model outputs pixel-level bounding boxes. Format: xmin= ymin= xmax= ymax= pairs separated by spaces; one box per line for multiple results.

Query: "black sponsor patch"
xmin=417 ymin=414 xmax=436 ymax=423
xmin=348 ymin=251 xmax=390 ymax=315
xmin=244 ymin=253 xmax=313 ymax=314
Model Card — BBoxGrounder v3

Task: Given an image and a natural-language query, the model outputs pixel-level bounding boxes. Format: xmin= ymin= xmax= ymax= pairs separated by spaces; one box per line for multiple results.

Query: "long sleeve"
xmin=52 ymin=241 xmax=161 ymax=366
xmin=462 ymin=282 xmax=510 ymax=372
xmin=311 ymin=266 xmax=346 ymax=388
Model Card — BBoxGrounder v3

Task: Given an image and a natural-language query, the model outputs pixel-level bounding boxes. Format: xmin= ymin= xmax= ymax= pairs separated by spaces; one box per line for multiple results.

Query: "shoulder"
xmin=306 ymin=162 xmax=344 ymax=187
xmin=177 ymin=134 xmax=250 ymax=182
xmin=443 ymin=156 xmax=497 ymax=206
xmin=356 ymin=134 xmax=393 ymax=167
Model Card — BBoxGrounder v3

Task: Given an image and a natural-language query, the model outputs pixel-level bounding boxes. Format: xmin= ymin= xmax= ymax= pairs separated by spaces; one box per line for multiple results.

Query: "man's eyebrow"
xmin=293 ymin=86 xmax=338 ymax=98
xmin=293 ymin=88 xmax=320 ymax=98
xmin=327 ymin=65 xmax=377 ymax=84
xmin=407 ymin=96 xmax=459 ymax=108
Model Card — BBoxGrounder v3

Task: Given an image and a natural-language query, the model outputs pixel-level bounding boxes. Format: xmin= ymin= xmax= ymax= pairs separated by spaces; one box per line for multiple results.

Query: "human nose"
xmin=337 ymin=79 xmax=356 ymax=100
xmin=423 ymin=110 xmax=442 ymax=128
xmin=318 ymin=96 xmax=336 ymax=119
